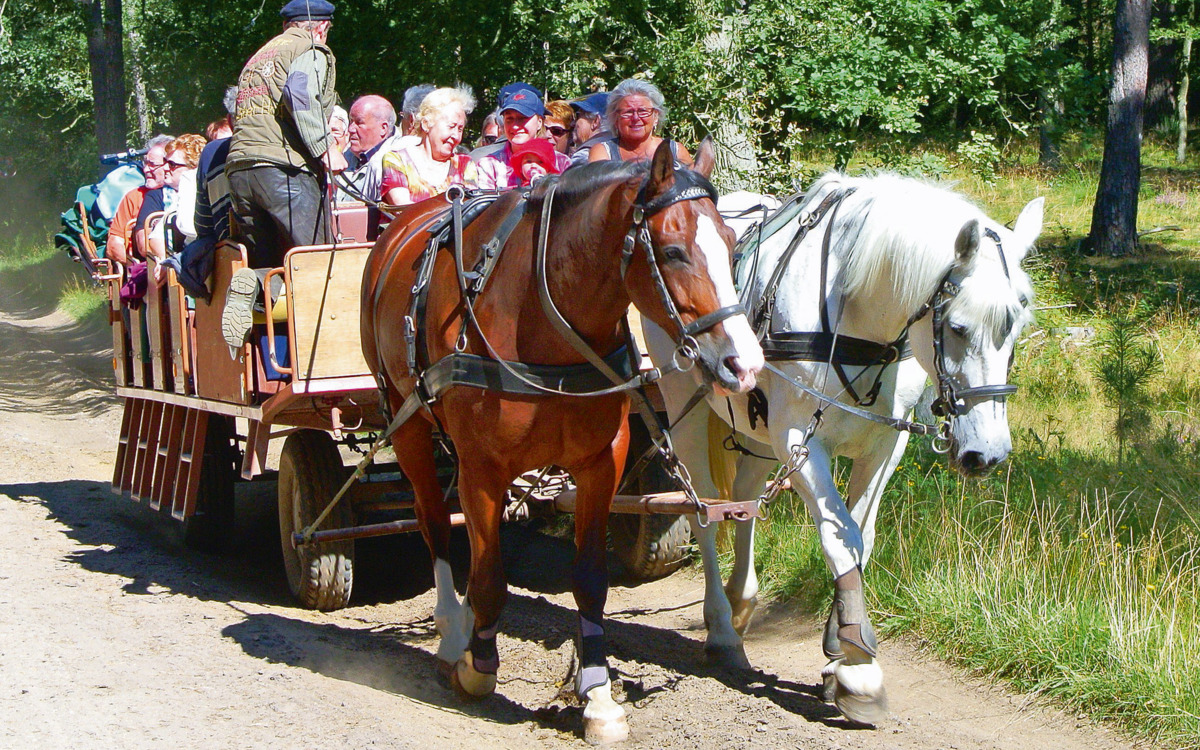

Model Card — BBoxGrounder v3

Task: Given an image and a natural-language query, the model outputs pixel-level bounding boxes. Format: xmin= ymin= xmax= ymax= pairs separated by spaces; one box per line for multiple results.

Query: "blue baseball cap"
xmin=498 ymin=83 xmax=546 ymax=118
xmin=280 ymin=0 xmax=335 ymax=21
xmin=570 ymin=92 xmax=609 ymax=116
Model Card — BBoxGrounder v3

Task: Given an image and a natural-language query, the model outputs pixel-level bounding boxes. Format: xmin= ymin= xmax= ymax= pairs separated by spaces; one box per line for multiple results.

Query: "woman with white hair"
xmin=381 ymin=86 xmax=478 ymax=206
xmin=588 ymin=78 xmax=692 ymax=167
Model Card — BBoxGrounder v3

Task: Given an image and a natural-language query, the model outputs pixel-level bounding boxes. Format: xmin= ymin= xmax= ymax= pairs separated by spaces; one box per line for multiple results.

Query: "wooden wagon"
xmin=81 ymin=202 xmax=758 ymax=610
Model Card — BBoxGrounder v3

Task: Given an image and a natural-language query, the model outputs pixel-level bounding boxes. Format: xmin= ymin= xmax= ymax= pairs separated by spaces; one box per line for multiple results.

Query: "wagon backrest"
xmin=285 ymin=244 xmax=374 ymax=382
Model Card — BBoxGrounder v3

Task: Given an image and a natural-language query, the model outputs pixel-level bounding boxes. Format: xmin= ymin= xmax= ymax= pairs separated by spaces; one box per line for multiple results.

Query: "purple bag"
xmin=119 ymin=261 xmax=148 ymax=309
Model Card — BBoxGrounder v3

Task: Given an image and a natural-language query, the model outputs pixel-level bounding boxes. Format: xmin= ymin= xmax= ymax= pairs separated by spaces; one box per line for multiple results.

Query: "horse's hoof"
xmin=450 ymin=655 xmax=496 ymax=701
xmin=833 ymin=659 xmax=887 ymax=725
xmin=822 ymin=672 xmax=837 ymax=704
xmin=834 ymin=683 xmax=889 ymax=726
xmin=729 ymin=594 xmax=758 ymax=637
xmin=583 ymin=709 xmax=629 ymax=745
xmin=582 ymin=682 xmax=629 ymax=745
xmin=704 ymin=642 xmax=752 ymax=670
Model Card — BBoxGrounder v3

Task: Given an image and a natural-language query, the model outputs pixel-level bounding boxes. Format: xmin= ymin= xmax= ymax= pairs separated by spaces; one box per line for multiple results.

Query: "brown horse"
xmin=360 ymin=139 xmax=763 ymax=743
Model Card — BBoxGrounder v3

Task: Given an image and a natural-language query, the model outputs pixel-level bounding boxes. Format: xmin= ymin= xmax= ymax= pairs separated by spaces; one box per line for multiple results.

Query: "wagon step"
xmin=554 ymin=490 xmax=762 ymax=524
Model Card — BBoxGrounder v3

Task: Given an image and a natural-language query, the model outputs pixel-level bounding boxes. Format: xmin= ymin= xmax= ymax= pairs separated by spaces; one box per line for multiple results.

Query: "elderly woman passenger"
xmin=380 ymin=86 xmax=478 ymax=206
xmin=588 ymin=79 xmax=692 ymax=167
xmin=476 ymin=83 xmax=571 ymax=190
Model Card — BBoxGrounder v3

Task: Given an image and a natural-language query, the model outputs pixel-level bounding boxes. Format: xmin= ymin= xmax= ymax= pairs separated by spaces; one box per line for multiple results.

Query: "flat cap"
xmin=280 ymin=0 xmax=335 ymax=22
xmin=570 ymin=92 xmax=609 ymax=116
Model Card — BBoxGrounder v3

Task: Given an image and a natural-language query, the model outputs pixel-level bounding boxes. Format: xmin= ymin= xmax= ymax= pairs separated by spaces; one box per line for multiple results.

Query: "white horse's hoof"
xmin=728 ymin=593 xmax=758 ymax=637
xmin=582 ymin=684 xmax=629 ymax=745
xmin=704 ymin=642 xmax=752 ymax=670
xmin=833 ymin=660 xmax=887 ymax=725
xmin=451 ymin=652 xmax=496 ymax=701
xmin=821 ymin=658 xmax=840 ymax=703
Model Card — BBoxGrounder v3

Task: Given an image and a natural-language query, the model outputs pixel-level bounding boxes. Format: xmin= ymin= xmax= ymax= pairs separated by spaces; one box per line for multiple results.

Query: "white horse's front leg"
xmin=783 ymin=428 xmax=887 ymax=724
xmin=688 ymin=516 xmax=750 ymax=669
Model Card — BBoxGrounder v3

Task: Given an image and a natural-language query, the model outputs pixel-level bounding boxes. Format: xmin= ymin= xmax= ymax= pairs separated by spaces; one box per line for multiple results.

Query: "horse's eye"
xmin=661 ymin=245 xmax=689 ymax=264
xmin=949 ymin=322 xmax=969 ymax=337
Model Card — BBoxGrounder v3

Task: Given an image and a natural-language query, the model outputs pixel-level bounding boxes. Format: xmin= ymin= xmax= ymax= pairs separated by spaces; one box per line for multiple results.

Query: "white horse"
xmin=648 ymin=173 xmax=1044 ymax=725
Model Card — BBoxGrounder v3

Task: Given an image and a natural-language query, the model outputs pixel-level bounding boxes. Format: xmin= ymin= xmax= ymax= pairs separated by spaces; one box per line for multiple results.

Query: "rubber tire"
xmin=610 ymin=419 xmax=692 ymax=580
xmin=278 ymin=430 xmax=355 ymax=611
xmin=182 ymin=414 xmax=238 ymax=552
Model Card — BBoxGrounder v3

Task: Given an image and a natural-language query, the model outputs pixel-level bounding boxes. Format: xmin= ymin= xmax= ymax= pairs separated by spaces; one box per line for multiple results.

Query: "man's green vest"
xmin=227 ymin=26 xmax=337 ymax=174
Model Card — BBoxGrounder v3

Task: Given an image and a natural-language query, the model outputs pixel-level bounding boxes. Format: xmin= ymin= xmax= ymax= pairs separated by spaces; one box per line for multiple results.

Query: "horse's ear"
xmin=955 ymin=219 xmax=980 ymax=268
xmin=1010 ymin=197 xmax=1044 ymax=261
xmin=693 ymin=136 xmax=716 ymax=179
xmin=644 ymin=139 xmax=676 ymax=200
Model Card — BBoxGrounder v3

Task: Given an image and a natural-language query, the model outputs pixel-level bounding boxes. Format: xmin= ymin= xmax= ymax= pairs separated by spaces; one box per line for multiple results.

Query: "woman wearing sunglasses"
xmin=543 ymin=100 xmax=575 ymax=155
xmin=587 ymin=78 xmax=692 ymax=168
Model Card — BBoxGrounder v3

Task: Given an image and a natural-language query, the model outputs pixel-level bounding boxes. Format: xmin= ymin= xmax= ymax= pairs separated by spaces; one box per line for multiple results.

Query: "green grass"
xmin=747 ymin=135 xmax=1200 ymax=748
xmin=56 ymin=276 xmax=107 ymax=321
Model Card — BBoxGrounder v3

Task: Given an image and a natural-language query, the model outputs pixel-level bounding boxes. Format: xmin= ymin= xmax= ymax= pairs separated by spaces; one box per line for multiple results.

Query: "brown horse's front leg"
xmin=388 ymin=414 xmax=468 ymax=669
xmin=569 ymin=442 xmax=630 ymax=744
xmin=450 ymin=457 xmax=510 ymax=701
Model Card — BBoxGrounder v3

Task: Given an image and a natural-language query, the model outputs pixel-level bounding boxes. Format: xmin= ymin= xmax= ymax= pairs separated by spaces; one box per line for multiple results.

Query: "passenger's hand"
xmin=323 ymin=147 xmax=348 ymax=174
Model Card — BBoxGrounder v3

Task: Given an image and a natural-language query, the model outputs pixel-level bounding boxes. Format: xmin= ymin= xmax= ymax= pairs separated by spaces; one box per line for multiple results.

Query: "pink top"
xmin=475 ymin=142 xmax=572 ymax=190
xmin=380 ymin=147 xmax=477 ymax=205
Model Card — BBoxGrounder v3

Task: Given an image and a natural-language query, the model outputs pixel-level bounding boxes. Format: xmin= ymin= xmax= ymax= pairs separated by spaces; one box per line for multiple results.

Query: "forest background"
xmin=4 ymin=1 xmax=1200 ymax=747
xmin=1 ymin=0 xmax=1196 ymax=215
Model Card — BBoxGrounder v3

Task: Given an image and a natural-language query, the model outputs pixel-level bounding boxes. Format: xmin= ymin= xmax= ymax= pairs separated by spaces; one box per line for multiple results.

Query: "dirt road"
xmin=0 ymin=259 xmax=1134 ymax=749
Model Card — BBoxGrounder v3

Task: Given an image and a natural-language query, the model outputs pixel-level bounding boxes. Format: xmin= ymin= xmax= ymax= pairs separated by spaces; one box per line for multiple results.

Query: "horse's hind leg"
xmin=723 ymin=451 xmax=774 ymax=636
xmin=569 ymin=447 xmax=629 ymax=745
xmin=389 ymin=417 xmax=472 ymax=670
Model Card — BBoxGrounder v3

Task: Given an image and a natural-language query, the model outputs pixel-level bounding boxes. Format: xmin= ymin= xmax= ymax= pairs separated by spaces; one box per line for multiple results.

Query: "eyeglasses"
xmin=617 ymin=108 xmax=655 ymax=121
xmin=143 ymin=160 xmax=166 ymax=172
xmin=480 ymin=134 xmax=498 ymax=145
xmin=165 ymin=160 xmax=188 ymax=171
xmin=546 ymin=126 xmax=568 ymax=137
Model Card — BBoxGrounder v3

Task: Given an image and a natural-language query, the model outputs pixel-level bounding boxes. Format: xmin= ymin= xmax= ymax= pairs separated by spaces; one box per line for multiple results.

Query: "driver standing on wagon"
xmin=221 ymin=0 xmax=346 ymax=351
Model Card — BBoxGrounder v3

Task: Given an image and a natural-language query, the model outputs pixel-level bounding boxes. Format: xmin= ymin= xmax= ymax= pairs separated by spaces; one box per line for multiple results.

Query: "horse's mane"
xmin=529 ymin=159 xmax=649 ymax=212
xmin=805 ymin=172 xmax=1034 ymax=342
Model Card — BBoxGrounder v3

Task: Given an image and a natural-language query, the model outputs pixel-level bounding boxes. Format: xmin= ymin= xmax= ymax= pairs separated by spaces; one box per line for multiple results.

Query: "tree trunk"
xmin=1180 ymin=32 xmax=1193 ymax=162
xmin=704 ymin=18 xmax=758 ymax=191
xmin=1088 ymin=0 xmax=1151 ymax=257
xmin=129 ymin=30 xmax=149 ymax=142
xmin=84 ymin=0 xmax=127 ymax=178
xmin=1039 ymin=87 xmax=1064 ymax=168
xmin=1146 ymin=2 xmax=1180 ymax=129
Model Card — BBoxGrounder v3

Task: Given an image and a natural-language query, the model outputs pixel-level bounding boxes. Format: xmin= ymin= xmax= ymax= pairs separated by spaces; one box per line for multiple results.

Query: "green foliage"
xmin=57 ymin=277 xmax=106 ymax=321
xmin=1093 ymin=311 xmax=1163 ymax=464
xmin=955 ymin=130 xmax=1002 ymax=183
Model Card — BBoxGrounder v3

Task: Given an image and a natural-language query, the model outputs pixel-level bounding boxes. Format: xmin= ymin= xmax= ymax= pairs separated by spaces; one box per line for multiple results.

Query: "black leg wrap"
xmin=469 ymin=625 xmax=499 ymax=674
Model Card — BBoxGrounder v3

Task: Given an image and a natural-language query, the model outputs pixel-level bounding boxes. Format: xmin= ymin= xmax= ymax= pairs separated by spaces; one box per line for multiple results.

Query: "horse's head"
xmin=623 ymin=139 xmax=764 ymax=394
xmin=911 ymin=197 xmax=1044 ymax=476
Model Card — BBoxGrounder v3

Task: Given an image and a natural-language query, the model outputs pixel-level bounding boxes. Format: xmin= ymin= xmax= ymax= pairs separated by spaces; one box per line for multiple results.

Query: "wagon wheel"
xmin=182 ymin=414 xmax=237 ymax=552
xmin=278 ymin=430 xmax=355 ymax=611
xmin=610 ymin=422 xmax=692 ymax=580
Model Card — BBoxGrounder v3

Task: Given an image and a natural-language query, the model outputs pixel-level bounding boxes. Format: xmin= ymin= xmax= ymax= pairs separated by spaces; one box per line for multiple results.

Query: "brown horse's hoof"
xmin=704 ymin=642 xmax=752 ymax=671
xmin=582 ymin=683 xmax=629 ymax=745
xmin=450 ymin=654 xmax=496 ymax=701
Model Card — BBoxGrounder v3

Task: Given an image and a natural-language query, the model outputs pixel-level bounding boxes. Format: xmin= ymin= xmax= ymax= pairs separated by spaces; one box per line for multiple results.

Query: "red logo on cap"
xmin=512 ymin=93 xmax=526 ymax=100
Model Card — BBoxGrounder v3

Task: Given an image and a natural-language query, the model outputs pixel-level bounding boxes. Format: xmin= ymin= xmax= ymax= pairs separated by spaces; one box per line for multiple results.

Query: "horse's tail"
xmin=706 ymin=410 xmax=737 ymax=501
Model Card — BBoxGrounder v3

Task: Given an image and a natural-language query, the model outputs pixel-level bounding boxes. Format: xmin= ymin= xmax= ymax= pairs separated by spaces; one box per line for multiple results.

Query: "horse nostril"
xmin=723 ymin=355 xmax=740 ymax=377
xmin=959 ymin=451 xmax=987 ymax=473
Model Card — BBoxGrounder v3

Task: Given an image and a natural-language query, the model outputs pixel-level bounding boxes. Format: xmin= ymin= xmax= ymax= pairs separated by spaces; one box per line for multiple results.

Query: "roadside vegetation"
xmin=750 ymin=133 xmax=1200 ymax=749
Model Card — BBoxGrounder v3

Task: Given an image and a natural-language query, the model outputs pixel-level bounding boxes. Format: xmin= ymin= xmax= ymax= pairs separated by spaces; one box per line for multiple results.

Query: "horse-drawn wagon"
xmin=79 ymin=194 xmax=756 ymax=612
